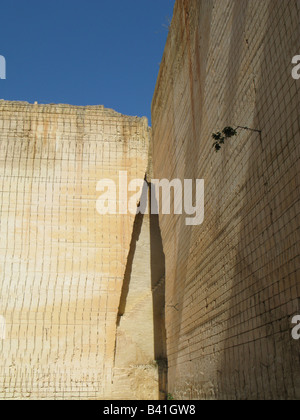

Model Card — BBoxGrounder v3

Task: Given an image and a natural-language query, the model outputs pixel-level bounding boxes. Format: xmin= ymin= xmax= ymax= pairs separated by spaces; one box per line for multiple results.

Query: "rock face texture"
xmin=0 ymin=101 xmax=159 ymax=399
xmin=1 ymin=0 xmax=300 ymax=401
xmin=152 ymin=0 xmax=300 ymax=400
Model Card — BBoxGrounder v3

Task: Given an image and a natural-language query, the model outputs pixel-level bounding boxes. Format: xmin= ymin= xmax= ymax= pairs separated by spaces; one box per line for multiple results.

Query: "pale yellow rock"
xmin=0 ymin=101 xmax=158 ymax=400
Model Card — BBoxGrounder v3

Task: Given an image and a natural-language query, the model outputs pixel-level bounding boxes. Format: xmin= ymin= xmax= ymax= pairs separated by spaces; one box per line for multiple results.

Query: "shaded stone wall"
xmin=152 ymin=0 xmax=300 ymax=400
xmin=0 ymin=101 xmax=154 ymax=399
xmin=112 ymin=181 xmax=167 ymax=400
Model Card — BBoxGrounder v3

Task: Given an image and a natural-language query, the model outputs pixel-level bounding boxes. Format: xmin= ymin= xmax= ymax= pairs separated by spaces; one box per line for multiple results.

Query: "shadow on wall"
xmin=150 ymin=0 xmax=299 ymax=401
xmin=150 ymin=206 xmax=168 ymax=400
xmin=117 ymin=212 xmax=144 ymax=327
xmin=116 ymin=183 xmax=167 ymax=400
xmin=217 ymin=0 xmax=300 ymax=399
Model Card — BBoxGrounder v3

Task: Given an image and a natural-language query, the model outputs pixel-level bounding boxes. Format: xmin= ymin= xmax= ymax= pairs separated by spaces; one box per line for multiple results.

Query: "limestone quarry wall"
xmin=152 ymin=0 xmax=300 ymax=399
xmin=0 ymin=101 xmax=157 ymax=399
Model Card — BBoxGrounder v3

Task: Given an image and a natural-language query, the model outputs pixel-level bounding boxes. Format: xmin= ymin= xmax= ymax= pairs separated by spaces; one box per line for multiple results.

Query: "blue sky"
xmin=0 ymin=0 xmax=175 ymax=123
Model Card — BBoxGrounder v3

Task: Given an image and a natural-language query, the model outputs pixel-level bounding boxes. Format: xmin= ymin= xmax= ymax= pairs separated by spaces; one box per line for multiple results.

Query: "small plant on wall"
xmin=212 ymin=126 xmax=237 ymax=152
xmin=212 ymin=126 xmax=262 ymax=152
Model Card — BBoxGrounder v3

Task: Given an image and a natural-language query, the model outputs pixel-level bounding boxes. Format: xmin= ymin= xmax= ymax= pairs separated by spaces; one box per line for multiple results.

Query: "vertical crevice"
xmin=113 ymin=178 xmax=168 ymax=400
xmin=116 ymin=212 xmax=144 ymax=327
xmin=150 ymin=185 xmax=168 ymax=400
